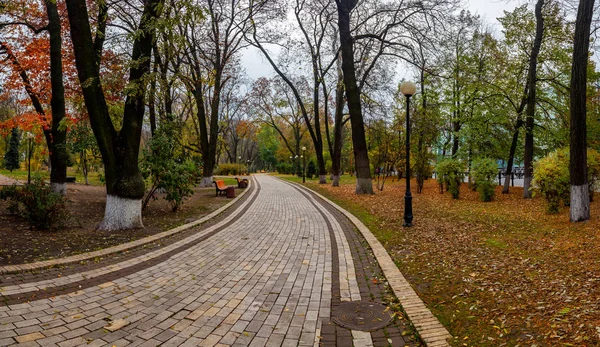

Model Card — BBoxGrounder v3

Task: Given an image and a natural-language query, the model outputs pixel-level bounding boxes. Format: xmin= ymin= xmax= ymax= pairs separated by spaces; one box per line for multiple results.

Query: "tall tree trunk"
xmin=195 ymin=67 xmax=222 ymax=187
xmin=452 ymin=53 xmax=461 ymax=158
xmin=312 ymin=70 xmax=327 ymax=184
xmin=503 ymin=118 xmax=523 ymax=193
xmin=193 ymin=80 xmax=213 ymax=187
xmin=148 ymin=57 xmax=158 ymax=136
xmin=45 ymin=0 xmax=68 ymax=195
xmin=336 ymin=0 xmax=373 ymax=194
xmin=570 ymin=0 xmax=595 ymax=222
xmin=204 ymin=70 xmax=222 ymax=184
xmin=80 ymin=151 xmax=89 ymax=185
xmin=1 ymin=4 xmax=68 ymax=195
xmin=66 ymin=0 xmax=162 ymax=230
xmin=523 ymin=0 xmax=545 ymax=198
xmin=331 ymin=71 xmax=346 ymax=187
xmin=452 ymin=121 xmax=460 ymax=157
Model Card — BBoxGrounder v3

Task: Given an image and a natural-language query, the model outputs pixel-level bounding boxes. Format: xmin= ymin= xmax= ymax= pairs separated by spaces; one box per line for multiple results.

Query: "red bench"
xmin=236 ymin=177 xmax=249 ymax=188
xmin=213 ymin=180 xmax=230 ymax=196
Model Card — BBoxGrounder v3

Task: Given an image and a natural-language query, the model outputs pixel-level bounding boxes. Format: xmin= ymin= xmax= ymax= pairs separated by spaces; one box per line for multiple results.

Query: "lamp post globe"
xmin=400 ymin=81 xmax=416 ymax=97
xmin=401 ymin=81 xmax=416 ymax=227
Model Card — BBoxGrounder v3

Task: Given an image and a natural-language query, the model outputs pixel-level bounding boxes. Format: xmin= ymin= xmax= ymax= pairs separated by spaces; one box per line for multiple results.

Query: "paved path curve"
xmin=0 ymin=175 xmax=437 ymax=346
xmin=0 ymin=174 xmax=20 ymax=186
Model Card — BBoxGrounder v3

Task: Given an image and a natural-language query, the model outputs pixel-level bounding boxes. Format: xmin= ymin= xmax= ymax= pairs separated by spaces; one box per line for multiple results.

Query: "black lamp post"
xmin=238 ymin=156 xmax=241 ymax=175
xmin=400 ymin=81 xmax=416 ymax=227
xmin=246 ymin=159 xmax=250 ymax=174
xmin=302 ymin=146 xmax=306 ymax=183
xmin=26 ymin=132 xmax=34 ymax=185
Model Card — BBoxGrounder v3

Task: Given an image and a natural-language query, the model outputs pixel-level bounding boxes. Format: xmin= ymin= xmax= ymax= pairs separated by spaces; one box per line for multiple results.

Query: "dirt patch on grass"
xmin=304 ymin=177 xmax=600 ymax=347
xmin=0 ymin=183 xmax=232 ymax=265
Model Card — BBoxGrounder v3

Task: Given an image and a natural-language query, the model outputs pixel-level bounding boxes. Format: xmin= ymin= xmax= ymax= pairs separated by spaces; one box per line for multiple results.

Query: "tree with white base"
xmin=65 ymin=0 xmax=163 ymax=230
xmin=569 ymin=0 xmax=595 ymax=222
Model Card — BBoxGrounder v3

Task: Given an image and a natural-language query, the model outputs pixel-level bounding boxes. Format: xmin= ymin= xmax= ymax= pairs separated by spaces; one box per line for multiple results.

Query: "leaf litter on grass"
xmin=304 ymin=178 xmax=600 ymax=347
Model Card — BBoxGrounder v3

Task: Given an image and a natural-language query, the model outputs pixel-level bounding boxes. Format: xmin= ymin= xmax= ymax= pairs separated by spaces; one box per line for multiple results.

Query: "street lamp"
xmin=400 ymin=81 xmax=416 ymax=227
xmin=302 ymin=146 xmax=306 ymax=183
xmin=246 ymin=159 xmax=250 ymax=174
xmin=238 ymin=156 xmax=241 ymax=175
xmin=26 ymin=132 xmax=34 ymax=185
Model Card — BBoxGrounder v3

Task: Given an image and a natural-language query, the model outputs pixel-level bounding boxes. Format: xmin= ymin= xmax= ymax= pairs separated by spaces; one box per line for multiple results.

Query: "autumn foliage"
xmin=0 ymin=0 xmax=77 ymax=132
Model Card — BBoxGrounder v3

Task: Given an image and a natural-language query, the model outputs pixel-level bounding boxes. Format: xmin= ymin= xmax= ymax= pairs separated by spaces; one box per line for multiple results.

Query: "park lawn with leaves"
xmin=291 ymin=174 xmax=600 ymax=347
xmin=0 ymin=182 xmax=239 ymax=265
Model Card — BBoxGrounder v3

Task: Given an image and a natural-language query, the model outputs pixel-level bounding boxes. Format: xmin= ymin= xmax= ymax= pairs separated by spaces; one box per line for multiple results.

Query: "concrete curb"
xmin=292 ymin=182 xmax=452 ymax=347
xmin=0 ymin=178 xmax=252 ymax=275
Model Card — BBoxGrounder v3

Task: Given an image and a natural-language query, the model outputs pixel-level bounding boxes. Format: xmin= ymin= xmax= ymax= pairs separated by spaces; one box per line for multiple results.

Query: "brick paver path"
xmin=0 ymin=175 xmax=422 ymax=346
xmin=0 ymin=174 xmax=20 ymax=186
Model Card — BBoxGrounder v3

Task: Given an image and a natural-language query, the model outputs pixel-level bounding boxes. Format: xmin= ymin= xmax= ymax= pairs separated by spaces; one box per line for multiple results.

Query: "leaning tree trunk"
xmin=523 ymin=0 xmax=545 ymax=199
xmin=66 ymin=0 xmax=162 ymax=230
xmin=336 ymin=0 xmax=373 ymax=194
xmin=570 ymin=0 xmax=595 ymax=222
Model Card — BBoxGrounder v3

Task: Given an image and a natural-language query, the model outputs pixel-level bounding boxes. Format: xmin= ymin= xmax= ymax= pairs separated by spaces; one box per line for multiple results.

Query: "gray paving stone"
xmin=0 ymin=338 xmax=16 ymax=347
xmin=0 ymin=176 xmax=428 ymax=347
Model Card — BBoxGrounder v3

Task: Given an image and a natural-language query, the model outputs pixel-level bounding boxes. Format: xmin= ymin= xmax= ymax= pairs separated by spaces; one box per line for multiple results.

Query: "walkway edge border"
xmin=0 ymin=180 xmax=252 ymax=275
xmin=292 ymin=182 xmax=452 ymax=347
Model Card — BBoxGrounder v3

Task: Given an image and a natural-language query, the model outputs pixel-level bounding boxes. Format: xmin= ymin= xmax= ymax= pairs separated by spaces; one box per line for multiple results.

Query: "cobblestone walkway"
xmin=0 ymin=175 xmax=438 ymax=346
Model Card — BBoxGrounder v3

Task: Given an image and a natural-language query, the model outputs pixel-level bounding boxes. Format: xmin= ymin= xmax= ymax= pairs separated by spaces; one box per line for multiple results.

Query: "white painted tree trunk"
xmin=332 ymin=174 xmax=340 ymax=187
xmin=355 ymin=177 xmax=374 ymax=194
xmin=570 ymin=184 xmax=590 ymax=222
xmin=319 ymin=175 xmax=327 ymax=184
xmin=51 ymin=182 xmax=67 ymax=196
xmin=200 ymin=176 xmax=213 ymax=188
xmin=97 ymin=195 xmax=144 ymax=231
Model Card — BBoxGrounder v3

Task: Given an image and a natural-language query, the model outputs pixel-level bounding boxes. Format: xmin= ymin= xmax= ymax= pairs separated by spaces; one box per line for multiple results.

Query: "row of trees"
xmin=1 ymin=0 xmax=598 ymax=229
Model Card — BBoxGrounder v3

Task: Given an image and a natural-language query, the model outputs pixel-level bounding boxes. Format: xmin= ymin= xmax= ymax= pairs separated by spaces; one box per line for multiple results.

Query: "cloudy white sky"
xmin=466 ymin=0 xmax=515 ymax=30
xmin=242 ymin=0 xmax=518 ymax=80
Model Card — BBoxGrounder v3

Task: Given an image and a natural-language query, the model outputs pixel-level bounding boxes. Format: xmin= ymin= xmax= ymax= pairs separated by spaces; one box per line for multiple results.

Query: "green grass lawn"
xmin=1 ymin=170 xmax=247 ymax=188
xmin=1 ymin=168 xmax=105 ymax=186
xmin=218 ymin=177 xmax=240 ymax=186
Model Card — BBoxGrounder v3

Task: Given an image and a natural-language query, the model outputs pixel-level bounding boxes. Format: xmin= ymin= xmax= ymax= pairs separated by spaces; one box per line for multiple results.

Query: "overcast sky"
xmin=466 ymin=0 xmax=516 ymax=30
xmin=242 ymin=1 xmax=518 ymax=80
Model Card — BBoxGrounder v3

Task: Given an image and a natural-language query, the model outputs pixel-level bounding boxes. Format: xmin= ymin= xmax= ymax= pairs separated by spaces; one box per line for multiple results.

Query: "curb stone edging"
xmin=292 ymin=181 xmax=452 ymax=347
xmin=0 ymin=179 xmax=252 ymax=275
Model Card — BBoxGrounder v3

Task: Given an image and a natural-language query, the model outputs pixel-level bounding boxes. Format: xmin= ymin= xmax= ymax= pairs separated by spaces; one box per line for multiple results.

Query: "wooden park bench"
xmin=213 ymin=180 xmax=229 ymax=196
xmin=235 ymin=177 xmax=249 ymax=188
